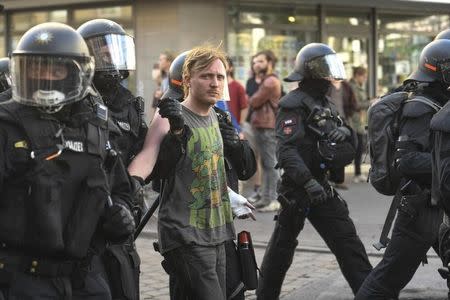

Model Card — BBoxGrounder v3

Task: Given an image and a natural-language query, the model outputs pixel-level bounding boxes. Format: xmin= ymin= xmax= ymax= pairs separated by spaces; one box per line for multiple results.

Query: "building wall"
xmin=135 ymin=0 xmax=226 ymax=118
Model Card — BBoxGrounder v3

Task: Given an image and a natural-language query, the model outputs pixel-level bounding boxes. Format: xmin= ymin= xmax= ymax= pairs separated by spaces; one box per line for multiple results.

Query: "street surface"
xmin=137 ymin=168 xmax=448 ymax=299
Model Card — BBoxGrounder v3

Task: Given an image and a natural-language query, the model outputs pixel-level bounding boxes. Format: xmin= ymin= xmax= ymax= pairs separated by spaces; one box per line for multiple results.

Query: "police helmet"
xmin=11 ymin=22 xmax=94 ymax=108
xmin=77 ymin=19 xmax=135 ymax=73
xmin=436 ymin=29 xmax=450 ymax=41
xmin=407 ymin=39 xmax=450 ymax=84
xmin=284 ymin=43 xmax=346 ymax=82
xmin=161 ymin=50 xmax=190 ymax=101
xmin=0 ymin=57 xmax=10 ymax=93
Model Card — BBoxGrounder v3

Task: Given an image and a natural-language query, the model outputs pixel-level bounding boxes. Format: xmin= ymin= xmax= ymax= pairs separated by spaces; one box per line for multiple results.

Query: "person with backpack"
xmin=256 ymin=43 xmax=372 ymax=300
xmin=356 ymin=39 xmax=450 ymax=299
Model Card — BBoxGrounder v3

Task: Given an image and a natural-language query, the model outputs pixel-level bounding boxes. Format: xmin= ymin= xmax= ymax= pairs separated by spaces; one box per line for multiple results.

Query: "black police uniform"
xmin=98 ymin=84 xmax=147 ymax=300
xmin=0 ymin=95 xmax=134 ymax=299
xmin=256 ymin=82 xmax=373 ymax=299
xmin=355 ymin=84 xmax=445 ymax=299
xmin=431 ymin=99 xmax=450 ymax=299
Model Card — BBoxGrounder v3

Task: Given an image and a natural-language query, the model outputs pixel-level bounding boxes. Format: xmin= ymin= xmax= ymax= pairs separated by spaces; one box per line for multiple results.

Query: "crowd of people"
xmin=1 ymin=16 xmax=450 ymax=300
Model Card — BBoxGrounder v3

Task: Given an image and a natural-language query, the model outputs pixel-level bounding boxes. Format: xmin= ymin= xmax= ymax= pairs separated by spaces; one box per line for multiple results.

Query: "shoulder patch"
xmin=281 ymin=118 xmax=296 ymax=135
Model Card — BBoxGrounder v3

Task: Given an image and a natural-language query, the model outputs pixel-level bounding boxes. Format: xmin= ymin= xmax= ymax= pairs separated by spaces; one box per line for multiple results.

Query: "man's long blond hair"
xmin=182 ymin=44 xmax=228 ymax=98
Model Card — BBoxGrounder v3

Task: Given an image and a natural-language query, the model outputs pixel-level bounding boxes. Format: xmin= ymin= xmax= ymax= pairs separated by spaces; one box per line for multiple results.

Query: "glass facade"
xmin=227 ymin=4 xmax=450 ymax=98
xmin=377 ymin=13 xmax=450 ymax=94
xmin=5 ymin=5 xmax=134 ymax=92
xmin=227 ymin=5 xmax=318 ymax=90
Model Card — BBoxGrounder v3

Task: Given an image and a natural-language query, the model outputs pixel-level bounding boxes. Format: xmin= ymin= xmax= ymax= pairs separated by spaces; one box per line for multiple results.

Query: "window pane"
xmin=10 ymin=10 xmax=67 ymax=50
xmin=0 ymin=15 xmax=4 ymax=57
xmin=73 ymin=6 xmax=135 ymax=93
xmin=228 ymin=4 xmax=318 ymax=91
xmin=377 ymin=14 xmax=450 ymax=95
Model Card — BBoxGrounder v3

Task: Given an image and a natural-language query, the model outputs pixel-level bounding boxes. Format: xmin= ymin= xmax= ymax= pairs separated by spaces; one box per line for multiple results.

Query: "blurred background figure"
xmin=226 ymin=56 xmax=248 ymax=136
xmin=152 ymin=50 xmax=175 ymax=107
xmin=349 ymin=66 xmax=369 ymax=184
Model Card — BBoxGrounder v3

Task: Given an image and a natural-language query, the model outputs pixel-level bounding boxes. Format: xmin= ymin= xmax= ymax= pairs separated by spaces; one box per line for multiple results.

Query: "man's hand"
xmin=103 ymin=202 xmax=136 ymax=242
xmin=328 ymin=126 xmax=350 ymax=143
xmin=303 ymin=178 xmax=328 ymax=206
xmin=158 ymin=98 xmax=184 ymax=133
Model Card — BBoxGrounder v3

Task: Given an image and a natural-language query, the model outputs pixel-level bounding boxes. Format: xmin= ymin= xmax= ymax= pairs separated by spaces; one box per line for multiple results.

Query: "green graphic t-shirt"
xmin=158 ymin=105 xmax=235 ymax=254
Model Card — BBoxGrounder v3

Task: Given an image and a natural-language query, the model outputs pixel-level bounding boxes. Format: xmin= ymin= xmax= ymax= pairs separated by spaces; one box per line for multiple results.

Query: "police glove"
xmin=219 ymin=120 xmax=240 ymax=150
xmin=303 ymin=178 xmax=327 ymax=206
xmin=103 ymin=201 xmax=136 ymax=242
xmin=328 ymin=126 xmax=351 ymax=143
xmin=158 ymin=98 xmax=184 ymax=132
xmin=130 ymin=175 xmax=145 ymax=222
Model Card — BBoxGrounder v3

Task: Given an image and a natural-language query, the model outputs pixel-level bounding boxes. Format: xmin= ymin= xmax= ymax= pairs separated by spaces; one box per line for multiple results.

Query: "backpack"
xmin=367 ymin=91 xmax=441 ymax=195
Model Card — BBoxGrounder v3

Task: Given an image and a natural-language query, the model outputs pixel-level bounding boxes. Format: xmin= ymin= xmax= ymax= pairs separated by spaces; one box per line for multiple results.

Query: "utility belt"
xmin=0 ymin=249 xmax=83 ymax=278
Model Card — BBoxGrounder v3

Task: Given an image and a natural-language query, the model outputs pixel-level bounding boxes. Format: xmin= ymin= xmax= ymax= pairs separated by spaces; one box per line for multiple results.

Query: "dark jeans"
xmin=164 ymin=243 xmax=226 ymax=300
xmin=354 ymin=133 xmax=365 ymax=176
xmin=256 ymin=190 xmax=372 ymax=299
xmin=0 ymin=255 xmax=111 ymax=300
xmin=355 ymin=202 xmax=442 ymax=299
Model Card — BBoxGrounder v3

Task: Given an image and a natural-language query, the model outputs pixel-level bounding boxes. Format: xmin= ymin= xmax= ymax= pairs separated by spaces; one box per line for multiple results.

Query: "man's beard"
xmin=258 ymin=67 xmax=268 ymax=76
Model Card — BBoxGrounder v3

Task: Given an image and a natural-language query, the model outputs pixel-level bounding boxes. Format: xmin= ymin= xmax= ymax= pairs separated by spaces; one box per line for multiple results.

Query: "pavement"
xmin=136 ymin=165 xmax=449 ymax=299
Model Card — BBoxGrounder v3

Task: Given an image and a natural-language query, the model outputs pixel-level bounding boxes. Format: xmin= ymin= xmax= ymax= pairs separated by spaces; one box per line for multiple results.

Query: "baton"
xmin=134 ymin=195 xmax=160 ymax=240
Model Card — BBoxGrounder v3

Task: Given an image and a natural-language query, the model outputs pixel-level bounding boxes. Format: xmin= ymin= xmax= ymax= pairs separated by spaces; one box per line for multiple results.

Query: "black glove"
xmin=219 ymin=119 xmax=240 ymax=150
xmin=130 ymin=175 xmax=145 ymax=222
xmin=103 ymin=201 xmax=136 ymax=242
xmin=158 ymin=98 xmax=184 ymax=132
xmin=303 ymin=178 xmax=327 ymax=206
xmin=328 ymin=126 xmax=350 ymax=143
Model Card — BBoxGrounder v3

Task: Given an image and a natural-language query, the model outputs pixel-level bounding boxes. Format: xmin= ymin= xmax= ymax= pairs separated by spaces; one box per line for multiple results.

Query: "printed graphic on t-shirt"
xmin=186 ymin=123 xmax=232 ymax=229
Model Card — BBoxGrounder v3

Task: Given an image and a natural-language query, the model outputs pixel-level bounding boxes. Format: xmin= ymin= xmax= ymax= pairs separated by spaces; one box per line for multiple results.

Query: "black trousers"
xmin=163 ymin=243 xmax=226 ymax=300
xmin=355 ymin=201 xmax=442 ymax=299
xmin=256 ymin=191 xmax=373 ymax=299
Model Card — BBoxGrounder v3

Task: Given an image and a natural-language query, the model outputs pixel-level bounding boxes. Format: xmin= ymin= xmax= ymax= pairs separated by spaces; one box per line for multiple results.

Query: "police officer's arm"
xmin=127 ymin=112 xmax=170 ymax=180
xmin=276 ymin=108 xmax=314 ymax=186
xmin=436 ymin=132 xmax=450 ymax=210
xmin=225 ymin=139 xmax=257 ymax=181
xmin=396 ymin=110 xmax=434 ymax=180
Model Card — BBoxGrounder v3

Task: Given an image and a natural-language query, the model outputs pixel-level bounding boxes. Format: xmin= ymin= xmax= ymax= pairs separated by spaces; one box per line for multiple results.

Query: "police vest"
xmin=0 ymin=96 xmax=115 ymax=259
xmin=107 ymin=86 xmax=147 ymax=165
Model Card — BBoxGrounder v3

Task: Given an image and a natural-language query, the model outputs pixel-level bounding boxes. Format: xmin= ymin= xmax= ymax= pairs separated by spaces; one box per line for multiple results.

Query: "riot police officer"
xmin=0 ymin=22 xmax=135 ymax=299
xmin=356 ymin=40 xmax=450 ymax=299
xmin=77 ymin=19 xmax=147 ymax=300
xmin=256 ymin=43 xmax=372 ymax=299
xmin=0 ymin=57 xmax=11 ymax=101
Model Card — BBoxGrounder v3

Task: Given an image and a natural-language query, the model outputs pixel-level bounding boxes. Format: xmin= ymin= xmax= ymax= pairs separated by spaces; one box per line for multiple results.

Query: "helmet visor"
xmin=0 ymin=72 xmax=11 ymax=92
xmin=307 ymin=54 xmax=347 ymax=80
xmin=86 ymin=33 xmax=136 ymax=71
xmin=11 ymin=55 xmax=94 ymax=107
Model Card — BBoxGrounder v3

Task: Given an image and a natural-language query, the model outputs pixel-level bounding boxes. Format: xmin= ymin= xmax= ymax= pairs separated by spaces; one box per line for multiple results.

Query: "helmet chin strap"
xmin=38 ymin=104 xmax=65 ymax=114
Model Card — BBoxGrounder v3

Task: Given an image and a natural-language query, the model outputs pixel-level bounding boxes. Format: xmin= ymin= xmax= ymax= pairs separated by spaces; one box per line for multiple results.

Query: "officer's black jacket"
xmin=396 ymin=87 xmax=446 ymax=188
xmin=0 ymin=97 xmax=133 ymax=259
xmin=431 ymin=97 xmax=450 ymax=213
xmin=276 ymin=87 xmax=354 ymax=189
xmin=103 ymin=84 xmax=148 ymax=166
xmin=0 ymin=88 xmax=11 ymax=103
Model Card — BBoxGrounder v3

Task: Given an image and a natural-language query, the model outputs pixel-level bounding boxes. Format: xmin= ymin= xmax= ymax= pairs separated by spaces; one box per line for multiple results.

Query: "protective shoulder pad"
xmin=0 ymin=100 xmax=26 ymax=126
xmin=279 ymin=89 xmax=313 ymax=109
xmin=402 ymin=96 xmax=441 ymax=118
xmin=431 ymin=101 xmax=450 ymax=133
